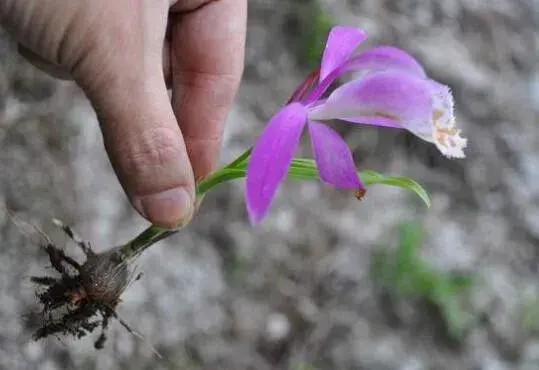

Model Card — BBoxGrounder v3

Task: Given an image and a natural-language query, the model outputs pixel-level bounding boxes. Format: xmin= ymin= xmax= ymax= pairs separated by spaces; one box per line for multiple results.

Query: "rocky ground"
xmin=1 ymin=0 xmax=539 ymax=369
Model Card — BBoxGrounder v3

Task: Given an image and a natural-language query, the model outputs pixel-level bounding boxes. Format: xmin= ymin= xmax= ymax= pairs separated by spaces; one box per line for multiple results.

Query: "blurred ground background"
xmin=1 ymin=0 xmax=539 ymax=369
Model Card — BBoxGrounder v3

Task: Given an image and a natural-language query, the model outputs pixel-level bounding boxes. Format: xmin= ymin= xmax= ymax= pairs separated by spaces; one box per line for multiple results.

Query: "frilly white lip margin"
xmin=433 ymin=123 xmax=467 ymax=159
xmin=429 ymin=82 xmax=467 ymax=159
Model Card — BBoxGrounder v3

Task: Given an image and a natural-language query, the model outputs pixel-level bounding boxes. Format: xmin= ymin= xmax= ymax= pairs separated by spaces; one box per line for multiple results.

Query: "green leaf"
xmin=370 ymin=249 xmax=392 ymax=285
xmin=301 ymin=3 xmax=334 ymax=68
xmin=226 ymin=148 xmax=252 ymax=169
xmin=396 ymin=222 xmax=422 ymax=265
xmin=446 ymin=274 xmax=475 ymax=292
xmin=198 ymin=157 xmax=431 ymax=207
xmin=393 ymin=222 xmax=423 ymax=290
xmin=195 ymin=168 xmax=245 ymax=196
xmin=359 ymin=170 xmax=431 ymax=208
xmin=287 ymin=159 xmax=431 ymax=207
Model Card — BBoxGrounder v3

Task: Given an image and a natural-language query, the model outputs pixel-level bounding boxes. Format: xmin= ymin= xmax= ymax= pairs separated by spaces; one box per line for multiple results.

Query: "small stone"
xmin=265 ymin=312 xmax=291 ymax=342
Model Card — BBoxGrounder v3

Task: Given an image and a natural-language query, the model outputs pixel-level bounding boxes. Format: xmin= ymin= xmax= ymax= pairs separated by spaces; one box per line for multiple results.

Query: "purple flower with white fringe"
xmin=245 ymin=26 xmax=467 ymax=224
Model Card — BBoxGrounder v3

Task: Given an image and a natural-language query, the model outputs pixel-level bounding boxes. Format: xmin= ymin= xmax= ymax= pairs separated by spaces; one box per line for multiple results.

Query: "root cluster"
xmin=29 ymin=219 xmax=136 ymax=349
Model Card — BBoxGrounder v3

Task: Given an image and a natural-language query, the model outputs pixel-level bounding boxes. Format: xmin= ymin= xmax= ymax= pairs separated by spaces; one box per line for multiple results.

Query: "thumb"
xmin=79 ymin=52 xmax=195 ymax=229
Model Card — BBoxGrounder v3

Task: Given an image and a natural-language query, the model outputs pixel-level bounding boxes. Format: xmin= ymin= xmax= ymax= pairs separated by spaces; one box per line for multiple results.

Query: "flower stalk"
xmin=118 ymin=153 xmax=251 ymax=259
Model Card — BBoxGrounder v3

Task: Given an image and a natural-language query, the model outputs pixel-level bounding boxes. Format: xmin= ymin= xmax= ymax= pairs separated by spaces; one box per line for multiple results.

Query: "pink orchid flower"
xmin=245 ymin=26 xmax=467 ymax=224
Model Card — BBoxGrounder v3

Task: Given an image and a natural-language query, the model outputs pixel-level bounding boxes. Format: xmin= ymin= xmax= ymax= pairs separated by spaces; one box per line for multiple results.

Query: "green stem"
xmin=119 ymin=162 xmax=249 ymax=259
xmin=120 ymin=226 xmax=176 ymax=259
xmin=225 ymin=148 xmax=252 ymax=169
xmin=195 ymin=168 xmax=245 ymax=196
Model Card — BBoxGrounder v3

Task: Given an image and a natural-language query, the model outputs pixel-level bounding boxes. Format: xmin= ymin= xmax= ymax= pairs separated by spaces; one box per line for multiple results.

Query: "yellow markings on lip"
xmin=432 ymin=109 xmax=444 ymax=122
xmin=435 ymin=128 xmax=457 ymax=148
xmin=433 ymin=108 xmax=458 ymax=148
xmin=436 ymin=126 xmax=457 ymax=135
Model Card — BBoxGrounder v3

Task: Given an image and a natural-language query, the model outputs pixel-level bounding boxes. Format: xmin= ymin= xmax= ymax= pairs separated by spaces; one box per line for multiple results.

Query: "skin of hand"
xmin=0 ymin=0 xmax=247 ymax=228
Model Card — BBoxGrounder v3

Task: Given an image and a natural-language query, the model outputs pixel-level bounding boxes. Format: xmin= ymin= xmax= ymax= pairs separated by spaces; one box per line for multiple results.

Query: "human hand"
xmin=0 ymin=0 xmax=247 ymax=228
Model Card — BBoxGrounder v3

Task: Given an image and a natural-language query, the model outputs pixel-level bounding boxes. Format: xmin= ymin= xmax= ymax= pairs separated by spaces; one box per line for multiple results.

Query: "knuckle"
xmin=180 ymin=70 xmax=240 ymax=104
xmin=122 ymin=127 xmax=184 ymax=178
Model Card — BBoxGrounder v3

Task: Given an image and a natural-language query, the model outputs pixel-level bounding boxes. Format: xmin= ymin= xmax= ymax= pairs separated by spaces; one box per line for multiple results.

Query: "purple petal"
xmin=341 ymin=116 xmax=403 ymax=128
xmin=320 ymin=26 xmax=368 ymax=82
xmin=246 ymin=103 xmax=307 ymax=224
xmin=427 ymin=80 xmax=454 ymax=130
xmin=345 ymin=46 xmax=427 ymax=78
xmin=305 ymin=46 xmax=424 ymax=103
xmin=307 ymin=70 xmax=433 ymax=138
xmin=308 ymin=121 xmax=363 ymax=189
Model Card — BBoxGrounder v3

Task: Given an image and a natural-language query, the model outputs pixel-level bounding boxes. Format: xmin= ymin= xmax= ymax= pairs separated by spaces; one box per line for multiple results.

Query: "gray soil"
xmin=1 ymin=1 xmax=539 ymax=369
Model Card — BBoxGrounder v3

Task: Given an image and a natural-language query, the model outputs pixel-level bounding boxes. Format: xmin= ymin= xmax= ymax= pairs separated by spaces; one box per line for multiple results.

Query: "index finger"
xmin=169 ymin=0 xmax=247 ymax=181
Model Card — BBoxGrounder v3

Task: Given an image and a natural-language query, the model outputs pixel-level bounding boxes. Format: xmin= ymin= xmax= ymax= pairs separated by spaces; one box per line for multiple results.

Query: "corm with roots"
xmin=13 ymin=215 xmax=176 ymax=353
